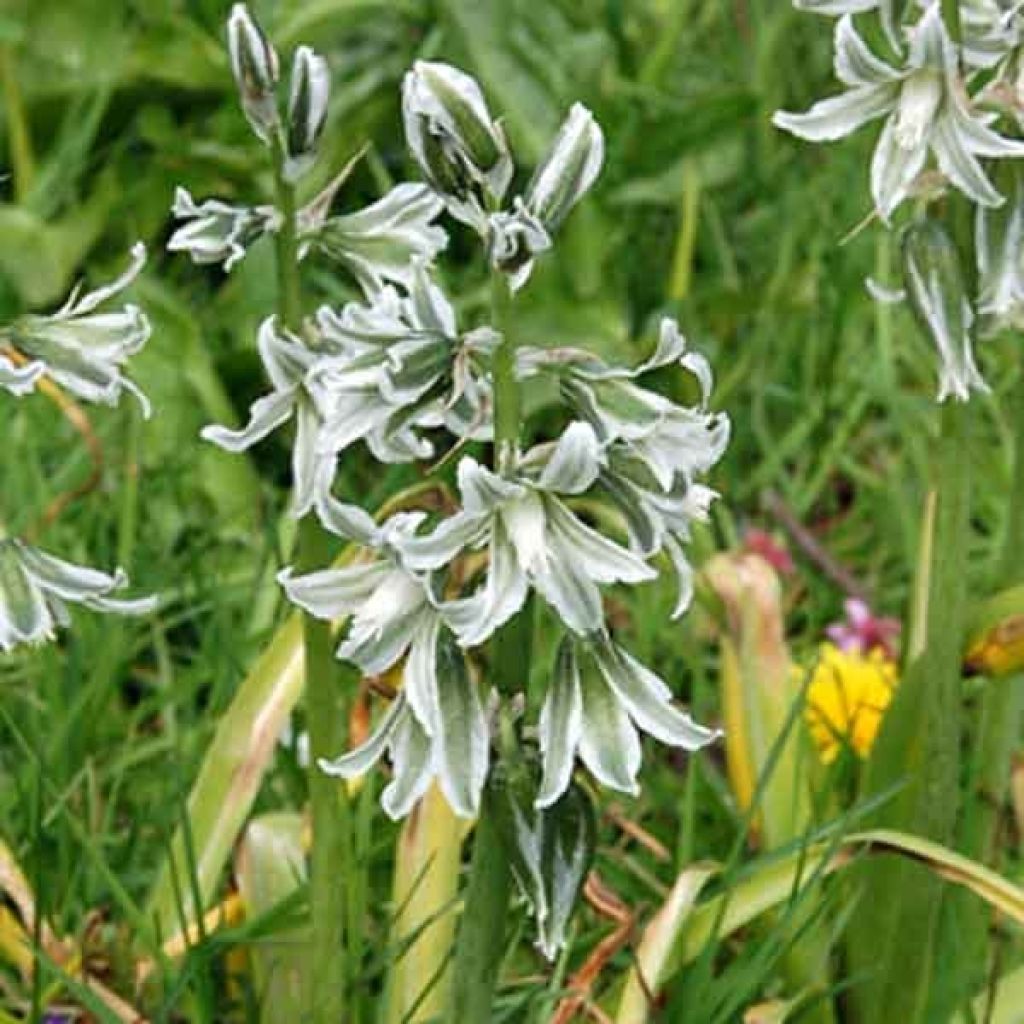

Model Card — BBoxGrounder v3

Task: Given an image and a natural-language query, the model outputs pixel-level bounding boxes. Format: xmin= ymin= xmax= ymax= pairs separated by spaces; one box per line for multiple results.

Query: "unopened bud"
xmin=901 ymin=218 xmax=989 ymax=402
xmin=227 ymin=3 xmax=280 ymax=144
xmin=402 ymin=61 xmax=512 ymax=225
xmin=525 ymin=103 xmax=604 ymax=232
xmin=285 ymin=46 xmax=330 ymax=180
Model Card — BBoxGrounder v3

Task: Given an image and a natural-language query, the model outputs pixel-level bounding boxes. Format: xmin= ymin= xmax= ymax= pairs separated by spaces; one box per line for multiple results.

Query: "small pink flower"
xmin=826 ymin=598 xmax=901 ymax=659
xmin=742 ymin=528 xmax=795 ymax=577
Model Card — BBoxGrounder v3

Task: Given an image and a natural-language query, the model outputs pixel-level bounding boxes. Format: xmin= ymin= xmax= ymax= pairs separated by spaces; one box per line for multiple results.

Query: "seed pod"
xmin=285 ymin=46 xmax=330 ymax=181
xmin=900 ymin=218 xmax=989 ymax=402
xmin=525 ymin=103 xmax=604 ymax=233
xmin=227 ymin=3 xmax=280 ymax=144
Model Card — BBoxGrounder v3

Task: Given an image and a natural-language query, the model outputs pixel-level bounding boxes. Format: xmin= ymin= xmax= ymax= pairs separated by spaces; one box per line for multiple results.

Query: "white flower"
xmin=524 ymin=103 xmax=605 ymax=234
xmin=201 ymin=316 xmax=336 ymax=519
xmin=773 ymin=9 xmax=1024 ymax=220
xmin=168 ymin=188 xmax=280 ymax=272
xmin=399 ymin=423 xmax=655 ymax=644
xmin=0 ymin=538 xmax=156 ymax=651
xmin=977 ymin=169 xmax=1024 ymax=329
xmin=312 ymin=260 xmax=496 ymax=469
xmin=486 ymin=103 xmax=604 ymax=290
xmin=279 ymin=514 xmax=489 ymax=819
xmin=535 ymin=633 xmax=719 ymax=806
xmin=303 ymin=182 xmax=448 ymax=297
xmin=0 ymin=244 xmax=152 ymax=414
xmin=902 ymin=217 xmax=990 ymax=400
xmin=285 ymin=45 xmax=330 ymax=182
xmin=402 ymin=61 xmax=513 ymax=230
xmin=227 ymin=2 xmax=280 ymax=145
xmin=520 ymin=319 xmax=728 ymax=615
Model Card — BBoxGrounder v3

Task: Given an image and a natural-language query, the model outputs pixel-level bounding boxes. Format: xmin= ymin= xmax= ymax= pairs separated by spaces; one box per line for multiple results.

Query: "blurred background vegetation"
xmin=2 ymin=0 xmax=1022 ymax=1020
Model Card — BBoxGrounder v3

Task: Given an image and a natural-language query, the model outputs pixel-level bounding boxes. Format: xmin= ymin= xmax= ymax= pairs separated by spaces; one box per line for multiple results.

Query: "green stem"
xmin=448 ymin=270 xmax=525 ymax=1022
xmin=270 ymin=136 xmax=348 ymax=1024
xmin=941 ymin=0 xmax=963 ymax=42
xmin=448 ymin=782 xmax=514 ymax=1023
xmin=0 ymin=47 xmax=35 ymax=203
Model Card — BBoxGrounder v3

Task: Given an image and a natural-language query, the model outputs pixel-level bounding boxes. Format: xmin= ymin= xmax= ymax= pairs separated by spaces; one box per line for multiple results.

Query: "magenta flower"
xmin=826 ymin=598 xmax=901 ymax=658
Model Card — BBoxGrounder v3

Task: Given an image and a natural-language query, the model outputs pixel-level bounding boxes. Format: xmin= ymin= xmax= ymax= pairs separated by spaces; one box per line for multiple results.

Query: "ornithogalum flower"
xmin=168 ymin=188 xmax=280 ymax=272
xmin=399 ymin=424 xmax=656 ymax=643
xmin=279 ymin=514 xmax=489 ymax=818
xmin=402 ymin=60 xmax=513 ymax=230
xmin=520 ymin=318 xmax=729 ymax=614
xmin=0 ymin=538 xmax=156 ymax=652
xmin=487 ymin=103 xmax=604 ymax=290
xmin=227 ymin=2 xmax=280 ymax=144
xmin=285 ymin=45 xmax=330 ymax=181
xmin=774 ymin=8 xmax=1024 ymax=220
xmin=804 ymin=642 xmax=898 ymax=764
xmin=302 ymin=182 xmax=448 ymax=297
xmin=0 ymin=244 xmax=152 ymax=413
xmin=901 ymin=217 xmax=990 ymax=400
xmin=536 ymin=633 xmax=720 ymax=805
xmin=202 ymin=316 xmax=336 ymax=519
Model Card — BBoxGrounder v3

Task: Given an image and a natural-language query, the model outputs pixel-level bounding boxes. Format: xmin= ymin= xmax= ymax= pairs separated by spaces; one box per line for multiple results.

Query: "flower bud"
xmin=901 ymin=218 xmax=990 ymax=402
xmin=402 ymin=61 xmax=513 ymax=225
xmin=285 ymin=45 xmax=330 ymax=181
xmin=525 ymin=102 xmax=604 ymax=232
xmin=227 ymin=3 xmax=280 ymax=144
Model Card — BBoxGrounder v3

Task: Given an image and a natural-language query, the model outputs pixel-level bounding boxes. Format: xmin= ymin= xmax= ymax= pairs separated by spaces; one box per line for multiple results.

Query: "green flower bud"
xmin=285 ymin=45 xmax=330 ymax=181
xmin=901 ymin=218 xmax=989 ymax=402
xmin=402 ymin=61 xmax=513 ymax=228
xmin=525 ymin=102 xmax=604 ymax=232
xmin=227 ymin=3 xmax=280 ymax=144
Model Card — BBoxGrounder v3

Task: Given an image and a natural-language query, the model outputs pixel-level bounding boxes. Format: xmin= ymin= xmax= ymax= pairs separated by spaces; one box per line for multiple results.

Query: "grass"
xmin=1 ymin=0 xmax=1023 ymax=1021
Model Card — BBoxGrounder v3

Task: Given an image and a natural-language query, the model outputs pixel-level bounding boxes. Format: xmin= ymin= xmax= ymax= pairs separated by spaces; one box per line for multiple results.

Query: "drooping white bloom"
xmin=227 ymin=2 xmax=280 ymax=144
xmin=202 ymin=316 xmax=337 ymax=519
xmin=399 ymin=423 xmax=655 ymax=645
xmin=0 ymin=244 xmax=152 ymax=414
xmin=279 ymin=513 xmax=489 ymax=818
xmin=285 ymin=45 xmax=330 ymax=181
xmin=902 ymin=217 xmax=990 ymax=400
xmin=402 ymin=60 xmax=513 ymax=230
xmin=168 ymin=188 xmax=280 ymax=272
xmin=302 ymin=182 xmax=448 ymax=297
xmin=977 ymin=169 xmax=1024 ymax=329
xmin=487 ymin=103 xmax=604 ymax=290
xmin=535 ymin=633 xmax=719 ymax=807
xmin=312 ymin=259 xmax=497 ymax=471
xmin=519 ymin=319 xmax=728 ymax=614
xmin=0 ymin=538 xmax=156 ymax=652
xmin=774 ymin=9 xmax=1024 ymax=220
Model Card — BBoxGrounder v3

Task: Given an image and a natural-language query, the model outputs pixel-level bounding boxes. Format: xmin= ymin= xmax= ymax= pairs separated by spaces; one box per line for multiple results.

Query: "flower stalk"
xmin=269 ymin=133 xmax=348 ymax=1024
xmin=448 ymin=268 xmax=526 ymax=1021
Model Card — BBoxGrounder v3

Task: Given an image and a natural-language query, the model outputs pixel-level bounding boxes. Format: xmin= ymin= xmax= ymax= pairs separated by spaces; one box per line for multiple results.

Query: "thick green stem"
xmin=270 ymin=137 xmax=348 ymax=1024
xmin=449 ymin=782 xmax=513 ymax=1023
xmin=448 ymin=270 xmax=525 ymax=1022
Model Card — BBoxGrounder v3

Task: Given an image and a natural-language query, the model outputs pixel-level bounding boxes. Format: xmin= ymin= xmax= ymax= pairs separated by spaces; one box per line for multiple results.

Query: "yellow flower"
xmin=804 ymin=643 xmax=898 ymax=765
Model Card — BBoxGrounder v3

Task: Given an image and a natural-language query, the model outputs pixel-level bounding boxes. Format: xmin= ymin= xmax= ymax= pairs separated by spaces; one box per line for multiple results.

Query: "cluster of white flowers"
xmin=0 ymin=247 xmax=157 ymax=651
xmin=776 ymin=0 xmax=1024 ymax=399
xmin=172 ymin=5 xmax=728 ymax=838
